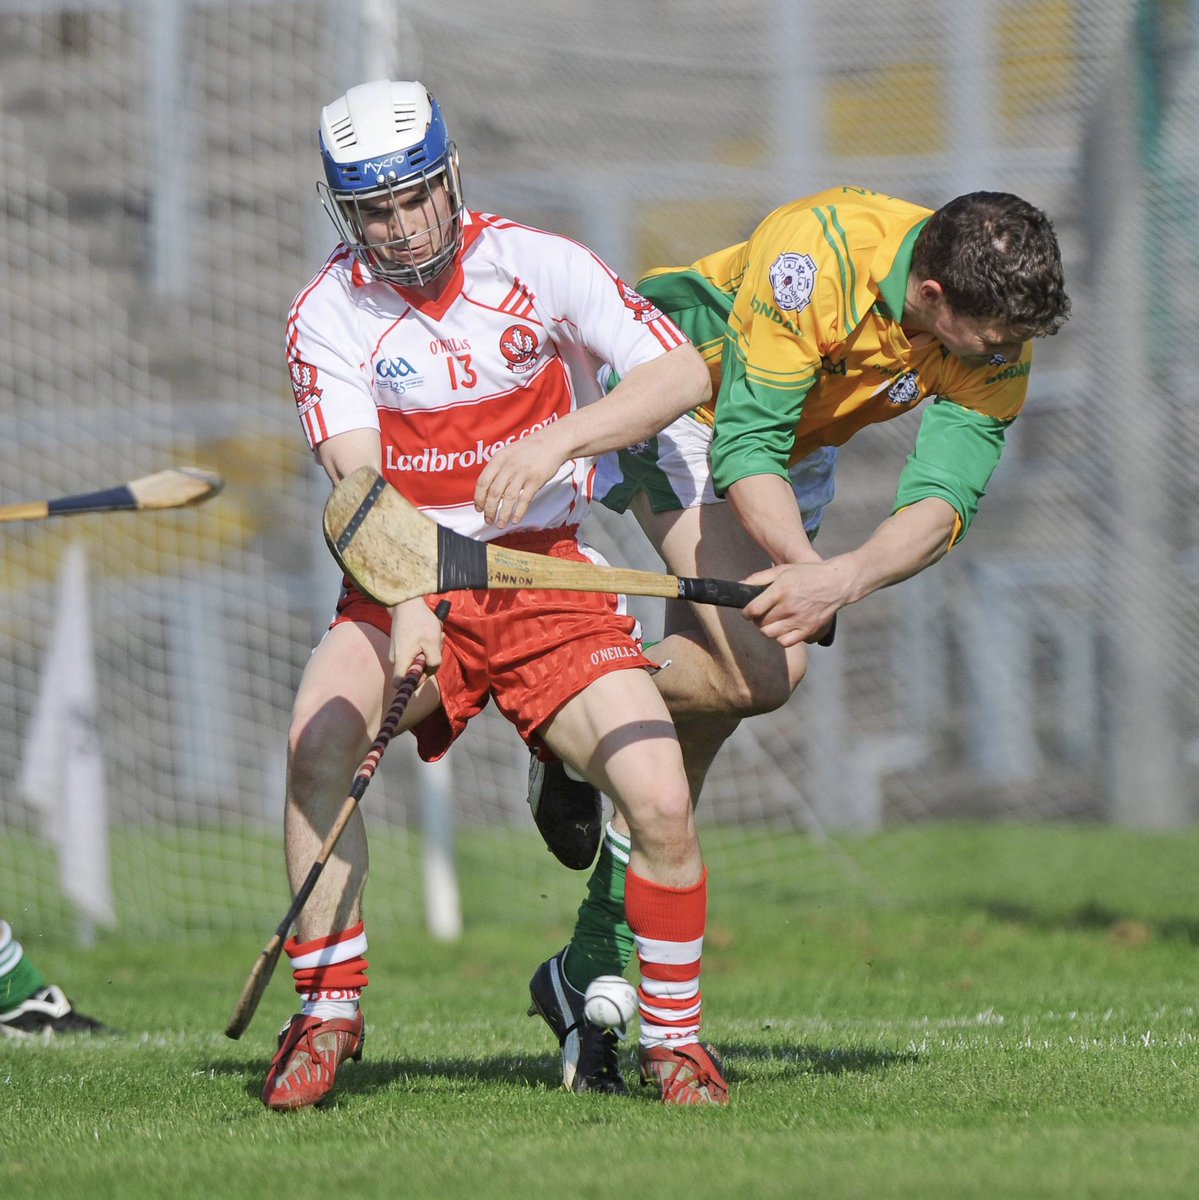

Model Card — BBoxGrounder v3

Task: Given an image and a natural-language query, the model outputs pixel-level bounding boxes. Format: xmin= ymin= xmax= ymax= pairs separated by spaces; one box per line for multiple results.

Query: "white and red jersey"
xmin=286 ymin=209 xmax=688 ymax=539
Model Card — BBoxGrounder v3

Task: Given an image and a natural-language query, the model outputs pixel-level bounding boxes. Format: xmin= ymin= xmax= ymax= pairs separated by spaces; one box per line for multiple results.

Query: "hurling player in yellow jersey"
xmin=659 ymin=187 xmax=1067 ymax=643
xmin=498 ymin=186 xmax=1070 ymax=802
xmin=480 ymin=187 xmax=1070 ymax=1096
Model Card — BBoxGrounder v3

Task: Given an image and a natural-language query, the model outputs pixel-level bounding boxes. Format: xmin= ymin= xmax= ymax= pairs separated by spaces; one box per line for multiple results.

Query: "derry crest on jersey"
xmin=500 ymin=323 xmax=541 ymax=373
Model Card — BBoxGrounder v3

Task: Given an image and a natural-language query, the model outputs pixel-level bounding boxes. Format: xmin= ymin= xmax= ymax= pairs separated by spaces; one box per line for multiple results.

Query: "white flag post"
xmin=419 ymin=756 xmax=462 ymax=942
xmin=18 ymin=543 xmax=116 ymax=944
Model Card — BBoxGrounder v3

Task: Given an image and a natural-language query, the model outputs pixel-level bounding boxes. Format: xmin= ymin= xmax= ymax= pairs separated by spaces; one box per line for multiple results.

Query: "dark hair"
xmin=911 ymin=192 xmax=1071 ymax=336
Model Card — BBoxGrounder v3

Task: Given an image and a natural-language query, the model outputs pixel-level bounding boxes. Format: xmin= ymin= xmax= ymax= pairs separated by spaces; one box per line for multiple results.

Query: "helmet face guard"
xmin=317 ymin=81 xmax=465 ymax=286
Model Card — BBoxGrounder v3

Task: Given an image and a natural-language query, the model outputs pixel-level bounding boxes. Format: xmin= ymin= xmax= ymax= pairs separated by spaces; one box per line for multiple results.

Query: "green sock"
xmin=563 ymin=823 xmax=634 ymax=992
xmin=0 ymin=924 xmax=46 ymax=1009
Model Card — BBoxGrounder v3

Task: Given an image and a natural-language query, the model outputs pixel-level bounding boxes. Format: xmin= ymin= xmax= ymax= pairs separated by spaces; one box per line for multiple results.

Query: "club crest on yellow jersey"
xmin=768 ymin=252 xmax=817 ymax=313
xmin=886 ymin=370 xmax=922 ymax=406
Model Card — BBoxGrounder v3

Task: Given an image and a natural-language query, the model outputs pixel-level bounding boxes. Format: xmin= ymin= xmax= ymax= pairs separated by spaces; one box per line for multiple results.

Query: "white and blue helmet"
xmin=317 ymin=79 xmax=464 ymax=286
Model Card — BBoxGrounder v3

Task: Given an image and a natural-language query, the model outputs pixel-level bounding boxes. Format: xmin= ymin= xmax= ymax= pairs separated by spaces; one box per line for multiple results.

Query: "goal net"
xmin=1 ymin=0 xmax=1195 ymax=939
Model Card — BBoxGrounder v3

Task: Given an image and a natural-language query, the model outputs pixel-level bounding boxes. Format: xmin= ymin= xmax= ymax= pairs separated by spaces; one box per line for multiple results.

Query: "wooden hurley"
xmin=322 ymin=465 xmax=774 ymax=611
xmin=0 ymin=467 xmax=223 ymax=523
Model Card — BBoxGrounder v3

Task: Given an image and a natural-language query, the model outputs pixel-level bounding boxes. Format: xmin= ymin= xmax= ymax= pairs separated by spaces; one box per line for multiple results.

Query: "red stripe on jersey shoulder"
xmin=497 ymin=279 xmax=537 ymax=318
xmin=303 ymin=406 xmax=328 ymax=445
xmin=646 ymin=315 xmax=689 ymax=352
xmin=469 ymin=213 xmax=688 ymax=352
xmin=462 ymin=286 xmax=541 ymax=326
xmin=286 ymin=246 xmax=355 ymax=354
xmin=474 ymin=213 xmax=621 ymax=280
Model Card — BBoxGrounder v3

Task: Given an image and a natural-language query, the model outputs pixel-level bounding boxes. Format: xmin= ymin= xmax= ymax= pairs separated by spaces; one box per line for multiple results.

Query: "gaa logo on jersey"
xmin=500 ymin=324 xmax=540 ymax=373
xmin=619 ymin=281 xmax=663 ymax=323
xmin=289 ymin=359 xmax=323 ymax=415
xmin=375 ymin=356 xmax=425 ymax=394
xmin=886 ymin=370 xmax=922 ymax=406
xmin=769 ymin=252 xmax=817 ymax=313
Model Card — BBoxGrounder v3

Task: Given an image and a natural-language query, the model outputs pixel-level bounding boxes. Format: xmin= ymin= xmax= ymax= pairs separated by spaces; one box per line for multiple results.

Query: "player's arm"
xmin=709 ymin=307 xmax=824 ymax=566
xmin=743 ymin=398 xmax=1013 ymax=644
xmin=314 ymin=426 xmax=382 ymax=483
xmin=314 ymin=427 xmax=445 ymax=674
xmin=742 ymin=498 xmax=957 ymax=646
xmin=711 ymin=331 xmax=820 ymax=567
xmin=724 ymin=472 xmax=823 ymax=568
xmin=535 ymin=343 xmax=710 ymax=461
xmin=475 ymin=344 xmax=708 ymax=527
xmin=474 ymin=235 xmax=709 ymax=527
xmin=706 ymin=207 xmax=848 ymax=567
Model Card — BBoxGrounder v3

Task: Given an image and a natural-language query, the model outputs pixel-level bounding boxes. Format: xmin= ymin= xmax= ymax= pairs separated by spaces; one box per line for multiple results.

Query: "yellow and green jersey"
xmin=636 ymin=186 xmax=1033 ymax=541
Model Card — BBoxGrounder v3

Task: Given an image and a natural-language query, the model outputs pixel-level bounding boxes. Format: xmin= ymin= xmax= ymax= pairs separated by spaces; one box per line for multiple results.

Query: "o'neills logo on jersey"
xmin=385 ymin=412 xmax=560 ymax=473
xmin=500 ymin=324 xmax=540 ymax=372
xmin=590 ymin=644 xmax=642 ymax=666
xmin=289 ymin=359 xmax=323 ymax=416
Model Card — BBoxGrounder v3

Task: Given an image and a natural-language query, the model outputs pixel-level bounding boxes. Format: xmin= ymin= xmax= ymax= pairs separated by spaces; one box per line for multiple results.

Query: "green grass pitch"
xmin=3 ymin=822 xmax=1199 ymax=1199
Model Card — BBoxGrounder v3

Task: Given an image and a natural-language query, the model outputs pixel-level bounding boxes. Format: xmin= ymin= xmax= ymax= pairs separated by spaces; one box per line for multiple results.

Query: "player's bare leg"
xmin=525 ymin=494 xmax=808 ymax=856
xmin=630 ymin=494 xmax=808 ymax=798
xmin=541 ymin=670 xmax=700 ymax=887
xmin=527 ymin=499 xmax=808 ymax=1086
xmin=530 ymin=668 xmax=727 ymax=1104
xmin=287 ymin=623 xmax=389 ymax=935
xmin=635 ymin=495 xmax=807 ymax=714
xmin=265 ymin=618 xmax=440 ymax=1110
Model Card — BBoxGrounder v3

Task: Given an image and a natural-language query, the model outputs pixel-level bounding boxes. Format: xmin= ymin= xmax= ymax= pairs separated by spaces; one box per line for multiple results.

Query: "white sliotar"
xmin=582 ymin=975 xmax=639 ymax=1037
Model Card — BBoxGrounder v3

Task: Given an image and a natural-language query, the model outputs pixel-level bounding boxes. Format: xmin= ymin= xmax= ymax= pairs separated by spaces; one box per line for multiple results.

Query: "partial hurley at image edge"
xmin=0 ymin=467 xmax=224 ymax=523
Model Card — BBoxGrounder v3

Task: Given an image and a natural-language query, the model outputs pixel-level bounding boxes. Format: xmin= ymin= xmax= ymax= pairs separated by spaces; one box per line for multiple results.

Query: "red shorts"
xmin=331 ymin=524 xmax=652 ymax=761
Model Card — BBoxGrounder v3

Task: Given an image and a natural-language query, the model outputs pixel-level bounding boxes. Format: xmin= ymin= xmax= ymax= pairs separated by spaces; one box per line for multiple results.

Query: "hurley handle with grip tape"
xmin=677 ymin=577 xmax=764 ymax=607
xmin=677 ymin=576 xmax=837 ymax=646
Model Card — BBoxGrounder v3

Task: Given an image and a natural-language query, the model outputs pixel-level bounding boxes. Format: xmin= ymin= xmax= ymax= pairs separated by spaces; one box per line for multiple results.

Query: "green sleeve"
xmin=893 ymin=398 xmax=1012 ymax=542
xmin=709 ymin=340 xmax=815 ymax=496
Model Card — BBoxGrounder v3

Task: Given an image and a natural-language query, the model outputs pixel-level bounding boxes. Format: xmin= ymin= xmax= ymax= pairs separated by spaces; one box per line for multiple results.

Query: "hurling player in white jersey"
xmin=264 ymin=79 xmax=729 ymax=1110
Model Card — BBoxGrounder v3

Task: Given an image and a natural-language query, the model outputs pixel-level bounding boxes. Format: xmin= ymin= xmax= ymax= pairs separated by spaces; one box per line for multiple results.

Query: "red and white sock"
xmin=286 ymin=921 xmax=368 ymax=1021
xmin=625 ymin=866 xmax=706 ymax=1048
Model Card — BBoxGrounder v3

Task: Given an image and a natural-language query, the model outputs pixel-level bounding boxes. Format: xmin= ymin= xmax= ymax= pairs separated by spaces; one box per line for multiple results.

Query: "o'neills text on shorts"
xmin=385 ymin=413 xmax=560 ymax=473
xmin=590 ymin=645 xmax=641 ymax=666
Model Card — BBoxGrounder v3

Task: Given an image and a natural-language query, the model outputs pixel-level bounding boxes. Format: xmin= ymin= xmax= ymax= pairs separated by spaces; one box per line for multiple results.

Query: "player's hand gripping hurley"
xmin=224 ymin=608 xmax=446 ymax=1040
